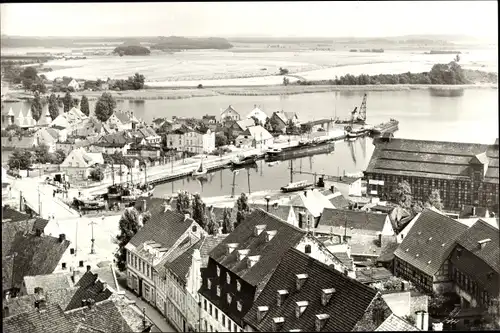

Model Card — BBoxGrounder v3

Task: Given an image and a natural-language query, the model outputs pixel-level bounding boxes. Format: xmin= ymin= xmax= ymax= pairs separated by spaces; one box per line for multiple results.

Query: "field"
xmin=7 ymin=45 xmax=493 ymax=88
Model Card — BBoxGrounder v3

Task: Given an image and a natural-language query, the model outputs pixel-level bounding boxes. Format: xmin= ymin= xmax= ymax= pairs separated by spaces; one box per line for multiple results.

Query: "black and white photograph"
xmin=1 ymin=1 xmax=498 ymax=332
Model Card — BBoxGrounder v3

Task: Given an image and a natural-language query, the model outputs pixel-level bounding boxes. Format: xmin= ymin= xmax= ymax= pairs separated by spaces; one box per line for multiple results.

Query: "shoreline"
xmin=4 ymin=83 xmax=497 ymax=102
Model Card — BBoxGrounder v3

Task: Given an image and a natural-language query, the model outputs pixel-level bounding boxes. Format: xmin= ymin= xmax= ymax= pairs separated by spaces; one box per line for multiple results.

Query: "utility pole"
xmin=89 ymin=220 xmax=97 ymax=254
xmin=231 ymin=171 xmax=237 ymax=198
xmin=111 ymin=163 xmax=115 ymax=185
xmin=75 ymin=218 xmax=78 ymax=256
xmin=247 ymin=169 xmax=251 ymax=195
xmin=38 ymin=186 xmax=41 ymax=216
xmin=119 ymin=164 xmax=123 ymax=183
xmin=290 ymin=160 xmax=293 ymax=183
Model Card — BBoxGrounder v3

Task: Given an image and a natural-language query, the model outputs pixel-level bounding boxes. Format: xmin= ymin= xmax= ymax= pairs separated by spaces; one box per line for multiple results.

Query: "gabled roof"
xmin=246 ymin=107 xmax=268 ymax=124
xmin=376 ymin=314 xmax=419 ymax=331
xmin=250 ymin=204 xmax=297 ymax=222
xmin=455 ymin=219 xmax=499 ymax=274
xmin=366 ymin=138 xmax=499 ymax=184
xmin=235 ymin=119 xmax=255 ymax=131
xmin=23 ymin=273 xmax=73 ymax=295
xmin=168 ymin=235 xmax=226 ymax=284
xmin=3 ymin=232 xmax=70 ymax=292
xmin=243 ymin=248 xmax=380 ymax=332
xmin=61 ymin=148 xmax=103 ymax=168
xmin=65 ymin=271 xmax=113 ymax=311
xmin=208 ymin=209 xmax=306 ymax=286
xmin=394 ymin=209 xmax=469 ymax=276
xmin=129 ymin=209 xmax=197 ymax=251
xmin=114 ymin=110 xmax=133 ymax=124
xmin=319 ymin=208 xmax=389 ymax=233
xmin=3 ymin=302 xmax=75 ymax=333
xmin=329 ymin=194 xmax=351 ymax=209
xmin=288 ymin=189 xmax=334 ymax=218
xmin=245 ymin=125 xmax=273 ymax=141
xmin=221 ymin=105 xmax=239 ymax=116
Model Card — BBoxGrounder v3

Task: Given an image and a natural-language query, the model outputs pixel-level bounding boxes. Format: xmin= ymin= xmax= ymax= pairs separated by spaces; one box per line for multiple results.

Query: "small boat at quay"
xmin=370 ymin=119 xmax=400 ymax=135
xmin=230 ymin=154 xmax=258 ymax=167
xmin=281 ymin=180 xmax=314 ymax=193
xmin=192 ymin=156 xmax=208 ymax=177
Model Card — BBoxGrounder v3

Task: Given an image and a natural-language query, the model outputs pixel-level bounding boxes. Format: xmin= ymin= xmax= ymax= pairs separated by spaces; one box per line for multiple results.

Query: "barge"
xmin=266 ymin=141 xmax=336 ymax=161
xmin=370 ymin=119 xmax=399 ymax=135
xmin=281 ymin=180 xmax=314 ymax=193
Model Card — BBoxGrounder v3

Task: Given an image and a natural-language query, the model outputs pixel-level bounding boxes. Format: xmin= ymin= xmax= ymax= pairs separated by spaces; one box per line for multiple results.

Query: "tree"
xmin=48 ymin=93 xmax=59 ymax=120
xmin=279 ymin=67 xmax=289 ymax=75
xmin=206 ymin=208 xmax=220 ymax=235
xmin=51 ymin=149 xmax=67 ymax=164
xmin=20 ymin=66 xmax=38 ymax=81
xmin=141 ymin=211 xmax=152 ymax=226
xmin=192 ymin=193 xmax=207 ymax=229
xmin=8 ymin=148 xmax=33 ymax=170
xmin=455 ymin=54 xmax=461 ymax=63
xmin=72 ymin=97 xmax=79 ymax=107
xmin=215 ymin=133 xmax=228 ymax=147
xmin=63 ymin=91 xmax=73 ymax=113
xmin=236 ymin=193 xmax=249 ymax=228
xmin=89 ymin=167 xmax=105 ymax=181
xmin=264 ymin=118 xmax=273 ymax=132
xmin=94 ymin=92 xmax=116 ymax=122
xmin=176 ymin=190 xmax=191 ymax=214
xmin=425 ymin=189 xmax=444 ymax=211
xmin=80 ymin=95 xmax=90 ymax=116
xmin=222 ymin=208 xmax=234 ymax=234
xmin=393 ymin=180 xmax=413 ymax=210
xmin=31 ymin=82 xmax=46 ymax=94
xmin=283 ymin=77 xmax=290 ymax=86
xmin=33 ymin=145 xmax=51 ymax=164
xmin=30 ymin=92 xmax=43 ymax=123
xmin=300 ymin=123 xmax=312 ymax=134
xmin=285 ymin=119 xmax=297 ymax=134
xmin=115 ymin=207 xmax=141 ymax=271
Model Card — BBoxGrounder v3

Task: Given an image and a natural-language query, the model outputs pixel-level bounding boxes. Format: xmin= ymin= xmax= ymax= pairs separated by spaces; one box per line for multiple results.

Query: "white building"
xmin=246 ymin=105 xmax=268 ymax=125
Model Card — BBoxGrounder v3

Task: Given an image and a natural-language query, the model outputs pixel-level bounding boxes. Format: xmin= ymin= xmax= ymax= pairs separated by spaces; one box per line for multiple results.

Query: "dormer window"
xmin=237 ymin=300 xmax=242 ymax=312
xmin=236 ymin=280 xmax=241 ymax=292
xmin=216 ymin=266 xmax=221 ymax=277
xmin=321 ymin=288 xmax=335 ymax=306
xmin=295 ymin=301 xmax=309 ymax=318
xmin=257 ymin=306 xmax=269 ymax=322
xmin=247 ymin=255 xmax=261 ymax=268
xmin=265 ymin=230 xmax=277 ymax=242
xmin=207 ymin=278 xmax=212 ymax=290
xmin=254 ymin=225 xmax=266 ymax=236
xmin=237 ymin=249 xmax=250 ymax=261
xmin=296 ymin=274 xmax=308 ymax=290
xmin=226 ymin=272 xmax=231 ymax=284
xmin=226 ymin=243 xmax=239 ymax=255
xmin=272 ymin=317 xmax=285 ymax=332
xmin=216 ymin=285 xmax=221 ymax=297
xmin=277 ymin=290 xmax=289 ymax=307
xmin=315 ymin=314 xmax=330 ymax=332
xmin=227 ymin=293 xmax=233 ymax=304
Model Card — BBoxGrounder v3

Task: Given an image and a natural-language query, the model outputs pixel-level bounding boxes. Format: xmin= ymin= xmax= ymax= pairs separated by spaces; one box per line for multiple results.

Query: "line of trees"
xmin=8 ymin=145 xmax=67 ymax=170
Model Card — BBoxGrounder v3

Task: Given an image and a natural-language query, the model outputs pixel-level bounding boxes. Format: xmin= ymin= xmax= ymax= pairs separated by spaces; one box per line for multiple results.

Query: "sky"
xmin=1 ymin=1 xmax=497 ymax=40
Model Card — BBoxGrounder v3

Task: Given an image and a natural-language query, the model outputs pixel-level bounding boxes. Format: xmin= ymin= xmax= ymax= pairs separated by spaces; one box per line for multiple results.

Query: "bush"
xmin=215 ymin=133 xmax=228 ymax=147
xmin=197 ymin=84 xmax=203 ymax=89
xmin=89 ymin=167 xmax=105 ymax=181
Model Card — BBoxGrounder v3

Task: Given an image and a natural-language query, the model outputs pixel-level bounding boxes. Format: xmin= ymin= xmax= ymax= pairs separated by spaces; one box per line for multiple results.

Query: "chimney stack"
xmin=86 ymin=265 xmax=91 ymax=272
xmin=35 ymin=229 xmax=42 ymax=237
xmin=142 ymin=199 xmax=147 ymax=212
xmin=87 ymin=298 xmax=95 ymax=310
xmin=184 ymin=213 xmax=190 ymax=221
xmin=102 ymin=282 xmax=108 ymax=291
xmin=472 ymin=206 xmax=476 ymax=216
xmin=59 ymin=234 xmax=66 ymax=242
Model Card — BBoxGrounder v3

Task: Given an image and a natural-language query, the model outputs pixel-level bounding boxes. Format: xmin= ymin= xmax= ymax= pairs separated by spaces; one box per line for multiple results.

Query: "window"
xmin=305 ymin=244 xmax=311 ymax=254
xmin=79 ymin=260 xmax=84 ymax=267
xmin=204 ymin=300 xmax=207 ymax=311
xmin=237 ymin=301 xmax=242 ymax=312
xmin=233 ymin=323 xmax=237 ymax=332
xmin=236 ymin=280 xmax=241 ymax=292
xmin=62 ymin=262 xmax=67 ymax=270
xmin=217 ymin=285 xmax=221 ymax=297
xmin=209 ymin=304 xmax=212 ymax=316
xmin=222 ymin=315 xmax=226 ymax=327
xmin=227 ymin=293 xmax=232 ymax=304
xmin=217 ymin=266 xmax=221 ymax=277
xmin=192 ymin=225 xmax=197 ymax=232
xmin=226 ymin=272 xmax=231 ymax=284
xmin=207 ymin=279 xmax=212 ymax=290
xmin=215 ymin=309 xmax=219 ymax=321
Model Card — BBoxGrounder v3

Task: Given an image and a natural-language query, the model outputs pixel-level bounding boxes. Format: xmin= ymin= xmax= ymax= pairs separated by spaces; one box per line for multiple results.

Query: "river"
xmin=2 ymin=88 xmax=498 ymax=197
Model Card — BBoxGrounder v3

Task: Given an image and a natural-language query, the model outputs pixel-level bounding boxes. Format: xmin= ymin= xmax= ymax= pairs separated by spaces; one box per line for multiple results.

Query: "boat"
xmin=106 ymin=184 xmax=124 ymax=200
xmin=266 ymin=147 xmax=283 ymax=156
xmin=268 ymin=161 xmax=281 ymax=167
xmin=281 ymin=180 xmax=314 ymax=193
xmin=346 ymin=126 xmax=370 ymax=139
xmin=370 ymin=119 xmax=400 ymax=135
xmin=192 ymin=157 xmax=208 ymax=177
xmin=230 ymin=154 xmax=258 ymax=167
xmin=229 ymin=161 xmax=258 ymax=172
xmin=266 ymin=141 xmax=336 ymax=161
xmin=72 ymin=197 xmax=105 ymax=211
xmin=334 ymin=94 xmax=367 ymax=125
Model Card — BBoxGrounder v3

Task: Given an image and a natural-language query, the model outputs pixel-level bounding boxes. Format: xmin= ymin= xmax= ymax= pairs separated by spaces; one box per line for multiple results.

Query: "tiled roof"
xmin=4 ymin=287 xmax=78 ymax=318
xmin=65 ymin=271 xmax=113 ymax=311
xmin=236 ymin=119 xmax=255 ymax=131
xmin=350 ymin=234 xmax=385 ymax=257
xmin=222 ymin=105 xmax=239 ymax=116
xmin=331 ymin=251 xmax=354 ymax=269
xmin=1 ymin=136 xmax=36 ymax=149
xmin=329 ymin=194 xmax=351 ymax=209
xmin=4 ymin=233 xmax=70 ymax=291
xmin=24 ymin=273 xmax=73 ymax=295
xmin=114 ymin=111 xmax=132 ymax=124
xmin=376 ymin=242 xmax=400 ymax=263
xmin=250 ymin=203 xmax=297 ymax=222
xmin=168 ymin=235 xmax=226 ymax=283
xmin=243 ymin=248 xmax=379 ymax=332
xmin=3 ymin=302 xmax=75 ymax=333
xmin=459 ymin=205 xmax=490 ymax=218
xmin=366 ymin=138 xmax=499 ymax=184
xmin=394 ymin=209 xmax=469 ymax=276
xmin=319 ymin=208 xmax=389 ymax=233
xmin=376 ymin=314 xmax=419 ymax=331
xmin=245 ymin=125 xmax=273 ymax=141
xmin=129 ymin=208 xmax=196 ymax=250
xmin=208 ymin=208 xmax=306 ymax=286
xmin=356 ymin=267 xmax=394 ymax=284
xmin=455 ymin=219 xmax=499 ymax=273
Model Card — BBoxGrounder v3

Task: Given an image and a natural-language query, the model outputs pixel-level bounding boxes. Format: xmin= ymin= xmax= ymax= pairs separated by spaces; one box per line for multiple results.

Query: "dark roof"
xmin=376 ymin=242 xmax=400 ymax=263
xmin=355 ymin=267 xmax=394 ymax=284
xmin=455 ymin=219 xmax=499 ymax=274
xmin=168 ymin=235 xmax=226 ymax=284
xmin=208 ymin=209 xmax=306 ymax=286
xmin=249 ymin=203 xmax=297 ymax=222
xmin=301 ymin=119 xmax=332 ymax=126
xmin=222 ymin=105 xmax=239 ymax=115
xmin=371 ymin=205 xmax=396 ymax=214
xmin=331 ymin=251 xmax=354 ymax=268
xmin=459 ymin=205 xmax=490 ymax=218
xmin=4 ymin=287 xmax=78 ymax=318
xmin=365 ymin=138 xmax=499 ymax=184
xmin=243 ymin=248 xmax=380 ymax=332
xmin=211 ymin=206 xmax=237 ymax=224
xmin=394 ymin=209 xmax=469 ymax=276
xmin=319 ymin=208 xmax=389 ymax=233
xmin=4 ymin=233 xmax=70 ymax=291
xmin=376 ymin=314 xmax=419 ymax=331
xmin=129 ymin=208 xmax=196 ymax=252
xmin=3 ymin=302 xmax=75 ymax=333
xmin=114 ymin=111 xmax=132 ymax=124
xmin=98 ymin=131 xmax=134 ymax=145
xmin=329 ymin=195 xmax=351 ymax=209
xmin=65 ymin=299 xmax=133 ymax=333
xmin=65 ymin=271 xmax=113 ymax=311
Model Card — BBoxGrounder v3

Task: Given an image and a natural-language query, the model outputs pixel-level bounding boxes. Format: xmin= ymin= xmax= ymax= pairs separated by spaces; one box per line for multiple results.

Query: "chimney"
xmin=330 ymin=185 xmax=335 ymax=193
xmin=378 ymin=233 xmax=382 ymax=248
xmin=422 ymin=312 xmax=429 ymax=331
xmin=295 ymin=301 xmax=309 ymax=318
xmin=142 ymin=199 xmax=147 ymax=212
xmin=35 ymin=299 xmax=47 ymax=313
xmin=257 ymin=306 xmax=269 ymax=322
xmin=102 ymin=282 xmax=108 ymax=291
xmin=265 ymin=230 xmax=277 ymax=242
xmin=35 ymin=228 xmax=42 ymax=237
xmin=321 ymin=288 xmax=335 ymax=306
xmin=87 ymin=298 xmax=95 ymax=310
xmin=86 ymin=265 xmax=91 ymax=272
xmin=472 ymin=206 xmax=476 ymax=216
xmin=272 ymin=202 xmax=279 ymax=209
xmin=277 ymin=290 xmax=289 ymax=307
xmin=59 ymin=234 xmax=66 ymax=242
xmin=34 ymin=287 xmax=44 ymax=296
xmin=315 ymin=314 xmax=330 ymax=332
xmin=272 ymin=317 xmax=285 ymax=332
xmin=254 ymin=225 xmax=266 ymax=237
xmin=247 ymin=255 xmax=261 ymax=268
xmin=184 ymin=213 xmax=190 ymax=221
xmin=401 ymin=280 xmax=410 ymax=291
xmin=237 ymin=249 xmax=250 ymax=261
xmin=296 ymin=274 xmax=308 ymax=291
xmin=478 ymin=239 xmax=491 ymax=249
xmin=3 ymin=306 xmax=9 ymax=318
xmin=226 ymin=243 xmax=239 ymax=255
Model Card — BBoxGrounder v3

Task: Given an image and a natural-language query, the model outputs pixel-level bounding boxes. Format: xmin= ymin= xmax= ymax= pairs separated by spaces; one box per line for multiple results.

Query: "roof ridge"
xmin=253 ymin=208 xmax=306 ymax=234
xmin=378 ymin=137 xmax=494 ymax=147
xmin=474 ymin=218 xmax=499 ymax=232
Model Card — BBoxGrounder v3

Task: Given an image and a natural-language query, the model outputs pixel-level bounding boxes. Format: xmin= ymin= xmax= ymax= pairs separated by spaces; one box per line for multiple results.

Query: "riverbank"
xmin=4 ymin=83 xmax=497 ymax=102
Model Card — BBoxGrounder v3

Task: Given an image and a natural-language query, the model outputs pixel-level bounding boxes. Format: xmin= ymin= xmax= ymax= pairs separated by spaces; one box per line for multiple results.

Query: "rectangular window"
xmin=204 ymin=299 xmax=207 ymax=311
xmin=215 ymin=309 xmax=219 ymax=321
xmin=222 ymin=315 xmax=226 ymax=326
xmin=209 ymin=304 xmax=212 ymax=317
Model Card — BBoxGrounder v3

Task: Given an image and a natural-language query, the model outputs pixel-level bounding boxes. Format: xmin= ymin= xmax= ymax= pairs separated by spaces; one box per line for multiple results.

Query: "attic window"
xmin=428 ymin=237 xmax=432 ymax=241
xmin=237 ymin=249 xmax=250 ymax=261
xmin=416 ymin=254 xmax=420 ymax=258
xmin=295 ymin=301 xmax=309 ymax=318
xmin=305 ymin=245 xmax=312 ymax=254
xmin=257 ymin=306 xmax=269 ymax=323
xmin=227 ymin=293 xmax=232 ymax=305
xmin=277 ymin=290 xmax=289 ymax=307
xmin=427 ymin=260 xmax=432 ymax=265
xmin=207 ymin=278 xmax=212 ymax=290
xmin=405 ymin=248 xmax=409 ymax=252
xmin=216 ymin=266 xmax=221 ymax=277
xmin=321 ymin=288 xmax=335 ymax=306
xmin=247 ymin=255 xmax=261 ymax=268
xmin=226 ymin=243 xmax=239 ymax=255
xmin=265 ymin=230 xmax=277 ymax=242
xmin=216 ymin=285 xmax=221 ymax=297
xmin=237 ymin=301 xmax=242 ymax=312
xmin=442 ymin=243 xmax=446 ymax=247
xmin=272 ymin=317 xmax=285 ymax=332
xmin=315 ymin=314 xmax=330 ymax=332
xmin=296 ymin=274 xmax=308 ymax=290
xmin=254 ymin=225 xmax=266 ymax=237
xmin=236 ymin=280 xmax=241 ymax=292
xmin=226 ymin=272 xmax=231 ymax=284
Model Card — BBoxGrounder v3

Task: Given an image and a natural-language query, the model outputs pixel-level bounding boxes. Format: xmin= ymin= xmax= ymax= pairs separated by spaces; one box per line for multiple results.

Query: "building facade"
xmin=220 ymin=105 xmax=241 ymax=122
xmin=166 ymin=127 xmax=215 ymax=154
xmin=365 ymin=138 xmax=499 ymax=214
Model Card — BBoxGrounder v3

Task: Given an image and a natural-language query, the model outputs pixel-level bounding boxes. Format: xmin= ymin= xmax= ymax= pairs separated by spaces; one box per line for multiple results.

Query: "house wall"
xmin=352 ymin=296 xmax=393 ymax=331
xmin=199 ymin=294 xmax=244 ymax=333
xmin=394 ymin=257 xmax=434 ymax=293
xmin=165 ymin=269 xmax=187 ymax=332
xmin=432 ymin=260 xmax=454 ymax=294
xmin=365 ymin=173 xmax=500 ymax=214
xmin=60 ymin=167 xmax=90 ymax=180
xmin=451 ymin=265 xmax=495 ymax=309
xmin=203 ymin=131 xmax=216 ymax=153
xmin=221 ymin=110 xmax=241 ymax=122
